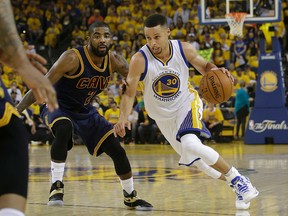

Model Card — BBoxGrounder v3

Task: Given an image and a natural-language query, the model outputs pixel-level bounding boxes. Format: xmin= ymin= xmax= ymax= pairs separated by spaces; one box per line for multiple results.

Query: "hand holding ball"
xmin=200 ymin=69 xmax=233 ymax=104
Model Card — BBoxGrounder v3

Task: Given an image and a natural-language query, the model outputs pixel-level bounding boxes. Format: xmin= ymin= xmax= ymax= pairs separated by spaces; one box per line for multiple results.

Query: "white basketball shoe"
xmin=231 ymin=176 xmax=259 ymax=204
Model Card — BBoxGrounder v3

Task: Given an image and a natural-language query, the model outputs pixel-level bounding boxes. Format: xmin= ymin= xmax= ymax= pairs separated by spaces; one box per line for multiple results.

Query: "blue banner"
xmin=245 ymin=37 xmax=288 ymax=144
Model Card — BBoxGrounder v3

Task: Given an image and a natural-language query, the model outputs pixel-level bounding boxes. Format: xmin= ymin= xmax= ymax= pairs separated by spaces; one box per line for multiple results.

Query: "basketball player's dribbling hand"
xmin=114 ymin=120 xmax=131 ymax=138
xmin=211 ymin=67 xmax=234 ymax=83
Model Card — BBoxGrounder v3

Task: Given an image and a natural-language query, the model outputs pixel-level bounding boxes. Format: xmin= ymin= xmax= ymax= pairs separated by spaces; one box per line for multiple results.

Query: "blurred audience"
xmin=203 ymin=103 xmax=224 ymax=143
xmin=5 ymin=0 xmax=288 ymax=145
xmin=137 ymin=101 xmax=157 ymax=144
xmin=234 ymin=81 xmax=250 ymax=140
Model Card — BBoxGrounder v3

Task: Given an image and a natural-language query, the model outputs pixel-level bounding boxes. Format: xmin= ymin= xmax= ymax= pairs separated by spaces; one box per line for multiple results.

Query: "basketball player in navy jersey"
xmin=0 ymin=1 xmax=58 ymax=216
xmin=114 ymin=14 xmax=259 ymax=210
xmin=16 ymin=22 xmax=152 ymax=211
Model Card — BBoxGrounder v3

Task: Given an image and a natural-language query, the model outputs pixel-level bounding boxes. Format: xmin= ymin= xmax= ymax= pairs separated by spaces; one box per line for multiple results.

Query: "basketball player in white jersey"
xmin=114 ymin=14 xmax=259 ymax=210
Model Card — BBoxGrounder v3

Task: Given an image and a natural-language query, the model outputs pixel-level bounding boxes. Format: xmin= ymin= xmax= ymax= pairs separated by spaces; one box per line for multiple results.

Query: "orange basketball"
xmin=199 ymin=69 xmax=233 ymax=104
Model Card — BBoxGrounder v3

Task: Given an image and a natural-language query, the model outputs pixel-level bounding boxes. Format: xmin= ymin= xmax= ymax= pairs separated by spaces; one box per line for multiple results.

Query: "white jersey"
xmin=139 ymin=40 xmax=196 ymax=121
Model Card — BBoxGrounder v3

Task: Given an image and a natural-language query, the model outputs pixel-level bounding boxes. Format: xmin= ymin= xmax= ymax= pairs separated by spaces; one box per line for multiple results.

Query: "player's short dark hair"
xmin=88 ymin=22 xmax=111 ymax=35
xmin=144 ymin=14 xmax=167 ymax=28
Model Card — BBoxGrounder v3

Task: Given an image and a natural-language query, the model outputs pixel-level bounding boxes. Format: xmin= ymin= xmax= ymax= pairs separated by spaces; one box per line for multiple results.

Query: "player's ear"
xmin=167 ymin=28 xmax=171 ymax=37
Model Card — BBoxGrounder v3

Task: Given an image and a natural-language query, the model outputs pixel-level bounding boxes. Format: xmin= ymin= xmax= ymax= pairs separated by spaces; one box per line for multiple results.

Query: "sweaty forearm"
xmin=205 ymin=62 xmax=218 ymax=72
xmin=0 ymin=0 xmax=28 ymax=70
xmin=119 ymin=94 xmax=135 ymax=121
xmin=16 ymin=90 xmax=36 ymax=113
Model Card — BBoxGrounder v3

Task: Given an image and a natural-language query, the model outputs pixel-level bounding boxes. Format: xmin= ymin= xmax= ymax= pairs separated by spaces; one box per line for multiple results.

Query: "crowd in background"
xmin=1 ymin=0 xmax=288 ymax=144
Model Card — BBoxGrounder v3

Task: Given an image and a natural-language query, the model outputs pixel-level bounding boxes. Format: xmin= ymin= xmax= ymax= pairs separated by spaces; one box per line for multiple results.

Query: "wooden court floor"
xmin=26 ymin=141 xmax=288 ymax=216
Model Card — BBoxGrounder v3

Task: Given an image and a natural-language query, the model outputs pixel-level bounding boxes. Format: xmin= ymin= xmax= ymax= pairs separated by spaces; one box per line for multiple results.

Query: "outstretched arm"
xmin=16 ymin=50 xmax=80 ymax=112
xmin=182 ymin=42 xmax=233 ymax=81
xmin=0 ymin=0 xmax=58 ymax=111
xmin=181 ymin=42 xmax=217 ymax=75
xmin=114 ymin=52 xmax=145 ymax=137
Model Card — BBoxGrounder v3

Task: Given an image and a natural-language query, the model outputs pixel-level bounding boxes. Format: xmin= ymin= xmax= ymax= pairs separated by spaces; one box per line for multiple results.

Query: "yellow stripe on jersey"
xmin=45 ymin=115 xmax=74 ymax=149
xmin=190 ymin=88 xmax=203 ymax=130
xmin=0 ymin=102 xmax=21 ymax=127
xmin=137 ymin=81 xmax=145 ymax=92
xmin=64 ymin=48 xmax=85 ymax=79
xmin=93 ymin=129 xmax=114 ymax=156
xmin=46 ymin=116 xmax=72 ymax=130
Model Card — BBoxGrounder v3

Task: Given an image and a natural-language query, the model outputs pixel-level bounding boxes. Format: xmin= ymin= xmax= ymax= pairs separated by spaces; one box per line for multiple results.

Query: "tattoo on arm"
xmin=0 ymin=0 xmax=26 ymax=66
xmin=16 ymin=90 xmax=36 ymax=113
xmin=113 ymin=53 xmax=129 ymax=78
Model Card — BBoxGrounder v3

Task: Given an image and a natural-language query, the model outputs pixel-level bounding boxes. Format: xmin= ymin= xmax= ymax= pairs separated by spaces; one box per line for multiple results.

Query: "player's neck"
xmin=155 ymin=42 xmax=171 ymax=62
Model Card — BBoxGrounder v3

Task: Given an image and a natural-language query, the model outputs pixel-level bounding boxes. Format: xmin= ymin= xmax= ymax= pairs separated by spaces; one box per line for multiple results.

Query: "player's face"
xmin=88 ymin=27 xmax=112 ymax=57
xmin=144 ymin=25 xmax=170 ymax=56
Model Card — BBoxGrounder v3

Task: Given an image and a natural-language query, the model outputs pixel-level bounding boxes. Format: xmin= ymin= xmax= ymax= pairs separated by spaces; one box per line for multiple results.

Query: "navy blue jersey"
xmin=41 ymin=46 xmax=114 ymax=156
xmin=55 ymin=46 xmax=112 ymax=113
xmin=0 ymin=78 xmax=20 ymax=127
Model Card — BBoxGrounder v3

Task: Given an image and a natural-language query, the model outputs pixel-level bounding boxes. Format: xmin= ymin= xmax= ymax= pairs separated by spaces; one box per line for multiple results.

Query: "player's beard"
xmin=91 ymin=44 xmax=110 ymax=57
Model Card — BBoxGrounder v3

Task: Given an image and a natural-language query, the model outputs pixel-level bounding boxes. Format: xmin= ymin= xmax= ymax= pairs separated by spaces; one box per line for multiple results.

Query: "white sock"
xmin=51 ymin=161 xmax=65 ymax=183
xmin=120 ymin=177 xmax=134 ymax=194
xmin=0 ymin=208 xmax=25 ymax=216
xmin=225 ymin=166 xmax=240 ymax=183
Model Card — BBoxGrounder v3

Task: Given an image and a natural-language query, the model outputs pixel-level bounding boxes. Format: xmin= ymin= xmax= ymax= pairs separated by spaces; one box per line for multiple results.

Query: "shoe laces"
xmin=232 ymin=176 xmax=250 ymax=194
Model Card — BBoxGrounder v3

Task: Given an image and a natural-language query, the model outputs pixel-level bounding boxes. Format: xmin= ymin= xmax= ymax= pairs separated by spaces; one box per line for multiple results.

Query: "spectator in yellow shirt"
xmin=27 ymin=12 xmax=43 ymax=42
xmin=44 ymin=22 xmax=61 ymax=48
xmin=104 ymin=100 xmax=120 ymax=125
xmin=119 ymin=33 xmax=132 ymax=50
xmin=244 ymin=65 xmax=256 ymax=83
xmin=188 ymin=68 xmax=201 ymax=88
xmin=98 ymin=88 xmax=110 ymax=112
xmin=234 ymin=68 xmax=250 ymax=86
xmin=212 ymin=42 xmax=225 ymax=67
xmin=2 ymin=71 xmax=17 ymax=88
xmin=170 ymin=16 xmax=187 ymax=41
xmin=203 ymin=103 xmax=224 ymax=143
xmin=71 ymin=25 xmax=85 ymax=41
xmin=219 ymin=33 xmax=232 ymax=68
xmin=104 ymin=7 xmax=118 ymax=33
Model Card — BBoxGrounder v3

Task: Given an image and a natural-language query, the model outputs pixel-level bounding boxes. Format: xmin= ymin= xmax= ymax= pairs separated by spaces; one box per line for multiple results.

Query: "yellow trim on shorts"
xmin=64 ymin=48 xmax=85 ymax=79
xmin=0 ymin=102 xmax=20 ymax=127
xmin=93 ymin=129 xmax=114 ymax=156
xmin=190 ymin=90 xmax=203 ymax=130
xmin=45 ymin=115 xmax=75 ymax=149
xmin=45 ymin=116 xmax=72 ymax=130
